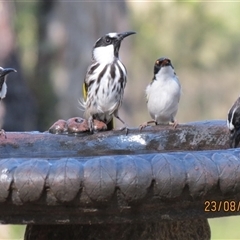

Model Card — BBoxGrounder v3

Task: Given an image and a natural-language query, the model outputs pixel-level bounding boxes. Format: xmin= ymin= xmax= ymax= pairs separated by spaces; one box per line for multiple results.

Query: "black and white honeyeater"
xmin=140 ymin=57 xmax=181 ymax=130
xmin=0 ymin=66 xmax=17 ymax=136
xmin=82 ymin=31 xmax=136 ymax=133
xmin=227 ymin=96 xmax=240 ymax=148
xmin=0 ymin=67 xmax=17 ymax=101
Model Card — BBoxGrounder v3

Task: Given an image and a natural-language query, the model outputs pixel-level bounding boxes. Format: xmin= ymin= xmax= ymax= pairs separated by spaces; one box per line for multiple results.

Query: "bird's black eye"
xmin=105 ymin=37 xmax=112 ymax=44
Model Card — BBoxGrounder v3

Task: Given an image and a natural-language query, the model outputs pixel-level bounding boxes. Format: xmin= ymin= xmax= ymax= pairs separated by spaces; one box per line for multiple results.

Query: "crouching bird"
xmin=227 ymin=96 xmax=240 ymax=148
xmin=0 ymin=67 xmax=17 ymax=137
xmin=140 ymin=57 xmax=181 ymax=130
xmin=82 ymin=31 xmax=136 ymax=133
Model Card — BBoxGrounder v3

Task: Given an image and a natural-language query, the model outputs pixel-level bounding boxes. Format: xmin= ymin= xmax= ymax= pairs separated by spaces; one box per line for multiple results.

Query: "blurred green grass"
xmin=0 ymin=225 xmax=25 ymax=239
xmin=210 ymin=216 xmax=240 ymax=239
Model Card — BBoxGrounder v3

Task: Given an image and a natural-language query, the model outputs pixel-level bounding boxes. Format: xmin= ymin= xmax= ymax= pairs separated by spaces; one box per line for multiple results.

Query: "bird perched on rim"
xmin=0 ymin=67 xmax=17 ymax=100
xmin=0 ymin=66 xmax=17 ymax=136
xmin=82 ymin=31 xmax=136 ymax=133
xmin=227 ymin=96 xmax=240 ymax=148
xmin=140 ymin=57 xmax=181 ymax=130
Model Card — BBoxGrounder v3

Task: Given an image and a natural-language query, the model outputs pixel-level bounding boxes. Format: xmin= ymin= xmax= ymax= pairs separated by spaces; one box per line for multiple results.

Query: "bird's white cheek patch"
xmin=93 ymin=45 xmax=114 ymax=63
xmin=227 ymin=107 xmax=238 ymax=131
xmin=227 ymin=119 xmax=235 ymax=131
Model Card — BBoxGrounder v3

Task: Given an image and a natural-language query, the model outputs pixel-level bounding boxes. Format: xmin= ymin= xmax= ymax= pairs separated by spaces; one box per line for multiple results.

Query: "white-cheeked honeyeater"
xmin=140 ymin=57 xmax=181 ymax=129
xmin=227 ymin=96 xmax=240 ymax=148
xmin=82 ymin=31 xmax=136 ymax=133
xmin=0 ymin=67 xmax=17 ymax=101
xmin=0 ymin=66 xmax=17 ymax=136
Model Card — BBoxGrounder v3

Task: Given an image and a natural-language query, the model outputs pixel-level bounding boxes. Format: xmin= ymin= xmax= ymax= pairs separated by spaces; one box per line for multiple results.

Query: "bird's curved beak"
xmin=118 ymin=31 xmax=136 ymax=41
xmin=2 ymin=68 xmax=17 ymax=76
xmin=229 ymin=128 xmax=240 ymax=148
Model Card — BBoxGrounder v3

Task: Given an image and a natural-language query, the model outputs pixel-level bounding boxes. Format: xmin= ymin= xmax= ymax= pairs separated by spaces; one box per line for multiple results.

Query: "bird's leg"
xmin=0 ymin=99 xmax=6 ymax=138
xmin=0 ymin=129 xmax=6 ymax=139
xmin=169 ymin=118 xmax=178 ymax=129
xmin=88 ymin=116 xmax=94 ymax=134
xmin=114 ymin=113 xmax=129 ymax=135
xmin=139 ymin=120 xmax=157 ymax=131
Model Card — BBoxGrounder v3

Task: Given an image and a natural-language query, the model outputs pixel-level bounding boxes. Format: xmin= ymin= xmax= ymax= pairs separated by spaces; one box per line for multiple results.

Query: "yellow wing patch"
xmin=82 ymin=81 xmax=114 ymax=130
xmin=82 ymin=82 xmax=88 ymax=101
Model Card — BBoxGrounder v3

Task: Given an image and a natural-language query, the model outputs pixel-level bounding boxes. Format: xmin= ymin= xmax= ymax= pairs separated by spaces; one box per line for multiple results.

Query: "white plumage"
xmin=141 ymin=57 xmax=181 ymax=129
xmin=93 ymin=44 xmax=115 ymax=64
xmin=0 ymin=82 xmax=7 ymax=100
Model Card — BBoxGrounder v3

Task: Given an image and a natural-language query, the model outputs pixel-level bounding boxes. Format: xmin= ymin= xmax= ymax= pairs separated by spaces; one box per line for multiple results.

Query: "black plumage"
xmin=227 ymin=97 xmax=240 ymax=148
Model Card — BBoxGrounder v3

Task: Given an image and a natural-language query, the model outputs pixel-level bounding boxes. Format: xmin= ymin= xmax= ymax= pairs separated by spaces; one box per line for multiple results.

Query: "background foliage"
xmin=0 ymin=1 xmax=240 ymax=239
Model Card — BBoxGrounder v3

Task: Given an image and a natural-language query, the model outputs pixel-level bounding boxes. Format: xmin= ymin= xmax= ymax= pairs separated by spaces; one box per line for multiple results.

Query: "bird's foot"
xmin=169 ymin=120 xmax=178 ymax=129
xmin=0 ymin=129 xmax=7 ymax=139
xmin=139 ymin=122 xmax=149 ymax=131
xmin=119 ymin=126 xmax=129 ymax=135
xmin=139 ymin=120 xmax=156 ymax=131
xmin=114 ymin=115 xmax=128 ymax=135
xmin=88 ymin=117 xmax=94 ymax=134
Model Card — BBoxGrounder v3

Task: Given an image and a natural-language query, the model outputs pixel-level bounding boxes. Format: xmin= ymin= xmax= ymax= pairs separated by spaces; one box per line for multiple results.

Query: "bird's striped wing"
xmin=82 ymin=73 xmax=114 ymax=131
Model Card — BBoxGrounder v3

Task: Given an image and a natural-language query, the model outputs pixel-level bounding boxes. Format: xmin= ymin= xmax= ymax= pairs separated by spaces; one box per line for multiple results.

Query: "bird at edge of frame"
xmin=82 ymin=31 xmax=136 ymax=134
xmin=227 ymin=96 xmax=240 ymax=148
xmin=139 ymin=57 xmax=181 ymax=130
xmin=0 ymin=66 xmax=17 ymax=138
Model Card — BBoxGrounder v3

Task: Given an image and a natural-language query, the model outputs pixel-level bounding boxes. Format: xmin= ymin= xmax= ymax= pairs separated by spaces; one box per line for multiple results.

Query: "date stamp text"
xmin=205 ymin=201 xmax=240 ymax=212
